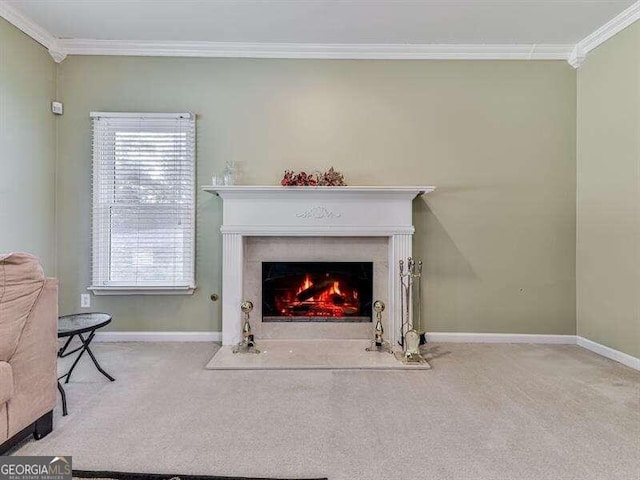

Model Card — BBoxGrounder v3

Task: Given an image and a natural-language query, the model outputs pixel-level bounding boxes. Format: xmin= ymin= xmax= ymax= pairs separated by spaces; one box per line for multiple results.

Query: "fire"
xmin=263 ymin=263 xmax=372 ymax=321
xmin=296 ymin=276 xmax=342 ymax=302
xmin=297 ymin=275 xmax=314 ymax=295
xmin=275 ymin=273 xmax=359 ymax=318
xmin=296 ymin=274 xmax=344 ymax=302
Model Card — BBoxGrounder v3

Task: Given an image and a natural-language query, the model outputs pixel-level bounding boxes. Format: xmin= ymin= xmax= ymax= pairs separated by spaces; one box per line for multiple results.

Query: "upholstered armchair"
xmin=0 ymin=252 xmax=57 ymax=454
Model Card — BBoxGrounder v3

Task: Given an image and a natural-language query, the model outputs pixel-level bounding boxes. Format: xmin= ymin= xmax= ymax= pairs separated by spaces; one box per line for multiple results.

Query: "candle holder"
xmin=233 ymin=300 xmax=260 ymax=354
xmin=366 ymin=300 xmax=392 ymax=354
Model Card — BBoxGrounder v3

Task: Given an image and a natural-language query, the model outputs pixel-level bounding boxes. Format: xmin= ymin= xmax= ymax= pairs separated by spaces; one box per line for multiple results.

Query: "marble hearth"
xmin=203 ymin=185 xmax=435 ymax=351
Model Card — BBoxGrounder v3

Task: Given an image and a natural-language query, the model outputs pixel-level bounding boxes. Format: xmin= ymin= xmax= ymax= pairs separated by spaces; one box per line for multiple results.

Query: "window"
xmin=90 ymin=112 xmax=196 ymax=295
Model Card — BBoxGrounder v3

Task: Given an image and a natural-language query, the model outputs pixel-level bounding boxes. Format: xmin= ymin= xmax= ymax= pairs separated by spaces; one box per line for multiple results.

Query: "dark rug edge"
xmin=72 ymin=470 xmax=327 ymax=480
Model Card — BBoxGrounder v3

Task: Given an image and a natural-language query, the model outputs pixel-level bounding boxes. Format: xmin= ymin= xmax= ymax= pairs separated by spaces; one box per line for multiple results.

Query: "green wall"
xmin=0 ymin=18 xmax=57 ymax=275
xmin=577 ymin=22 xmax=640 ymax=358
xmin=5 ymin=13 xmax=640 ymax=353
xmin=55 ymin=56 xmax=577 ymax=334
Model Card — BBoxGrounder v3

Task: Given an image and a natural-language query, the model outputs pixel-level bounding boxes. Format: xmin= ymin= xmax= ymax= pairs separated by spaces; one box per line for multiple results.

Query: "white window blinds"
xmin=90 ymin=112 xmax=196 ymax=294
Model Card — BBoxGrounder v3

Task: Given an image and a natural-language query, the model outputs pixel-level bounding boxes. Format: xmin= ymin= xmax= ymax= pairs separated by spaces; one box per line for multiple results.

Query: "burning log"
xmin=330 ymin=294 xmax=345 ymax=305
xmin=296 ymin=279 xmax=333 ymax=301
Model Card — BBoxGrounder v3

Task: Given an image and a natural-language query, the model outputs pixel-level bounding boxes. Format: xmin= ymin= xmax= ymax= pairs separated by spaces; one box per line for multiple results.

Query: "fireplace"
xmin=203 ymin=185 xmax=435 ymax=346
xmin=262 ymin=261 xmax=373 ymax=322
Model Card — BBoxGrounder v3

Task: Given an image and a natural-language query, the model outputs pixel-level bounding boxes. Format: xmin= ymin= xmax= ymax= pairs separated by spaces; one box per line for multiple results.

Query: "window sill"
xmin=88 ymin=286 xmax=196 ymax=296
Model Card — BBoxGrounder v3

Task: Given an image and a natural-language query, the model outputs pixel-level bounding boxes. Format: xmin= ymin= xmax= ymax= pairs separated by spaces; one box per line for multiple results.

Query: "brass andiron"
xmin=233 ymin=300 xmax=260 ymax=354
xmin=366 ymin=300 xmax=392 ymax=353
xmin=395 ymin=257 xmax=430 ymax=366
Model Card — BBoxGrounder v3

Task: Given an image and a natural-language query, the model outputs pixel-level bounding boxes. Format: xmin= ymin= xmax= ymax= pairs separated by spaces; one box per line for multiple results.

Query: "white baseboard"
xmin=93 ymin=331 xmax=572 ymax=344
xmin=425 ymin=332 xmax=576 ymax=344
xmin=90 ymin=331 xmax=639 ymax=370
xmin=94 ymin=331 xmax=222 ymax=342
xmin=576 ymin=336 xmax=640 ymax=371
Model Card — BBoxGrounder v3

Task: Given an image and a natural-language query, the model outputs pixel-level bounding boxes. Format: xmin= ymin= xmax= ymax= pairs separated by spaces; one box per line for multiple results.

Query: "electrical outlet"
xmin=51 ymin=101 xmax=63 ymax=115
xmin=81 ymin=293 xmax=91 ymax=308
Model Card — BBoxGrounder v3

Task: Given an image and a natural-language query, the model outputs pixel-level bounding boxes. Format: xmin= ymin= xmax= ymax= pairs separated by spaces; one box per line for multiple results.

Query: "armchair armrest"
xmin=6 ymin=279 xmax=58 ymax=437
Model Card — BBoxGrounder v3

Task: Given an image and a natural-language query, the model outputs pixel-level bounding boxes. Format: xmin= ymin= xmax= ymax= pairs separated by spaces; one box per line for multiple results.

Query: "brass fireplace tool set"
xmin=366 ymin=257 xmax=429 ymax=365
xmin=396 ymin=257 xmax=428 ymax=364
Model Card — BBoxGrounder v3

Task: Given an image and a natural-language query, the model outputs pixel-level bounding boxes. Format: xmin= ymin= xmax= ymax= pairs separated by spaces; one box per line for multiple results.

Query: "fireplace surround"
xmin=203 ymin=185 xmax=435 ymax=347
xmin=244 ymin=236 xmax=386 ymax=340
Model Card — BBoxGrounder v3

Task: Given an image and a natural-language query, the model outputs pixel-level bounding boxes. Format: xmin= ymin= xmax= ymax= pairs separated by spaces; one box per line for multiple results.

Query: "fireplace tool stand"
xmin=233 ymin=300 xmax=260 ymax=354
xmin=366 ymin=300 xmax=393 ymax=353
xmin=395 ymin=258 xmax=429 ymax=365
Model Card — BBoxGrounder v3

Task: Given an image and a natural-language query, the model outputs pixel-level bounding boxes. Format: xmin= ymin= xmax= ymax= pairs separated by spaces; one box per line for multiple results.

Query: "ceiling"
xmin=5 ymin=0 xmax=636 ymax=45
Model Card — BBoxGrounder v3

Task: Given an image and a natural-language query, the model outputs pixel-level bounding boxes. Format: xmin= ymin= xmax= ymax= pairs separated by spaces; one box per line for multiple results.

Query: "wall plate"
xmin=51 ymin=101 xmax=63 ymax=115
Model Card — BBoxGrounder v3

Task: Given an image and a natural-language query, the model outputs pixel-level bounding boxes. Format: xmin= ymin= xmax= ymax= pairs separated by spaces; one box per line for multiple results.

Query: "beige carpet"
xmin=10 ymin=342 xmax=640 ymax=480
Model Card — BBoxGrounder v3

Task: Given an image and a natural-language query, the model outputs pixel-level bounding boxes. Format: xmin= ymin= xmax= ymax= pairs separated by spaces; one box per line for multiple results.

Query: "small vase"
xmin=223 ymin=161 xmax=236 ymax=185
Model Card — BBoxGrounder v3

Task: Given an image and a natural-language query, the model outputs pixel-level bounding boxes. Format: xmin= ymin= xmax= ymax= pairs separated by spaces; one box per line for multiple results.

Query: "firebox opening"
xmin=262 ymin=262 xmax=373 ymax=322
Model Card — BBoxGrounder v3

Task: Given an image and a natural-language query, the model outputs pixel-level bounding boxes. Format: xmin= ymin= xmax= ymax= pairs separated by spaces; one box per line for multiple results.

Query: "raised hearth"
xmin=205 ymin=339 xmax=432 ymax=370
xmin=202 ymin=185 xmax=435 ymax=347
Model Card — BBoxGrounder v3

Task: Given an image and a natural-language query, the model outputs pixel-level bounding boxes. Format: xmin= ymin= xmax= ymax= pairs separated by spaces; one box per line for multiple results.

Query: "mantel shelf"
xmin=202 ymin=185 xmax=436 ymax=198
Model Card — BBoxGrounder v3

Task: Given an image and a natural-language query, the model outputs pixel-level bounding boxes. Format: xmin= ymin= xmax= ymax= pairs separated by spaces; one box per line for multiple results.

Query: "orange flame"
xmin=297 ymin=274 xmax=313 ymax=295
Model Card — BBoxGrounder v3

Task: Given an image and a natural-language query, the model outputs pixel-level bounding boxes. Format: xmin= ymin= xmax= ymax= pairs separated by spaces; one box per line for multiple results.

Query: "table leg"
xmin=64 ymin=331 xmax=115 ymax=384
xmin=57 ymin=327 xmax=115 ymax=415
xmin=57 ymin=381 xmax=68 ymax=416
xmin=63 ymin=334 xmax=91 ymax=384
xmin=58 ymin=335 xmax=74 ymax=357
xmin=81 ymin=333 xmax=115 ymax=382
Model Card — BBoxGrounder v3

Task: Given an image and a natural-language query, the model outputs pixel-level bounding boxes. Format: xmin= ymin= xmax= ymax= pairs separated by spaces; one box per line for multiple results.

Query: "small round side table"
xmin=57 ymin=312 xmax=115 ymax=416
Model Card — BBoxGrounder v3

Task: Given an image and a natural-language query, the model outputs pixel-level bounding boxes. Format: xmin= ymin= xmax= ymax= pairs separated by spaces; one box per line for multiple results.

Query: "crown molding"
xmin=569 ymin=1 xmax=639 ymax=68
xmin=1 ymin=0 xmax=637 ymax=66
xmin=0 ymin=1 xmax=574 ymax=63
xmin=57 ymin=38 xmax=574 ymax=61
xmin=0 ymin=0 xmax=66 ymax=62
xmin=567 ymin=45 xmax=586 ymax=69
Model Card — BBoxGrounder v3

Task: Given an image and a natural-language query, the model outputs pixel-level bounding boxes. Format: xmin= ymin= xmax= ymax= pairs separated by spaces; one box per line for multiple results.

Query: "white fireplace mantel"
xmin=203 ymin=185 xmax=436 ymax=345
